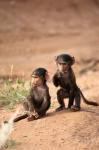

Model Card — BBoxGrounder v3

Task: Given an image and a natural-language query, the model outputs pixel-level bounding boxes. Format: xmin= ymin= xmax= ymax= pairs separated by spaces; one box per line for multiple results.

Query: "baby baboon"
xmin=53 ymin=54 xmax=98 ymax=112
xmin=14 ymin=68 xmax=51 ymax=122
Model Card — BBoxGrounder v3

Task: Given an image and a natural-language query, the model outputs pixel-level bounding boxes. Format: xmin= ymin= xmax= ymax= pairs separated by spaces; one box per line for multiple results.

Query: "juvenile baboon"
xmin=53 ymin=54 xmax=98 ymax=112
xmin=14 ymin=67 xmax=51 ymax=122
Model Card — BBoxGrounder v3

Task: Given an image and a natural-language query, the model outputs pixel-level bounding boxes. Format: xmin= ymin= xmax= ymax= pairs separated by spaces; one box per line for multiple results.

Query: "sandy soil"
xmin=0 ymin=0 xmax=99 ymax=150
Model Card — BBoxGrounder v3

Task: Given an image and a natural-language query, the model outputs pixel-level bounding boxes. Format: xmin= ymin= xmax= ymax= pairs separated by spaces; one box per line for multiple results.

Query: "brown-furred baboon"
xmin=53 ymin=54 xmax=98 ymax=112
xmin=14 ymin=67 xmax=51 ymax=122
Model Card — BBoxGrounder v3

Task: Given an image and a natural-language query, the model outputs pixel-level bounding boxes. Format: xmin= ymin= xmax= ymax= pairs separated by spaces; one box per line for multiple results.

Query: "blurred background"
xmin=0 ymin=0 xmax=99 ymax=79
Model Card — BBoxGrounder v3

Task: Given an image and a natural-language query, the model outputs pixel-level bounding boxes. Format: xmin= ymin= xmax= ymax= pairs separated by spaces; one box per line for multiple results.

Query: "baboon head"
xmin=31 ymin=68 xmax=49 ymax=86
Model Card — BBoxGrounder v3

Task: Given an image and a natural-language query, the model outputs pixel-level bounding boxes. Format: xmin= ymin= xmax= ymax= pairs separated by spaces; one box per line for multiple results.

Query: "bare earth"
xmin=0 ymin=0 xmax=99 ymax=150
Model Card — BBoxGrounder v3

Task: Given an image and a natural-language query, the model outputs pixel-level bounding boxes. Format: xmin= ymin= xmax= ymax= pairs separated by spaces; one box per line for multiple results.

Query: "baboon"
xmin=53 ymin=54 xmax=98 ymax=112
xmin=14 ymin=68 xmax=51 ymax=122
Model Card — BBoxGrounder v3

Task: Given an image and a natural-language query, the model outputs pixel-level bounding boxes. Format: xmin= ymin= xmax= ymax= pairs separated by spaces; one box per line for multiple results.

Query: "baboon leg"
xmin=70 ymin=90 xmax=81 ymax=111
xmin=68 ymin=92 xmax=75 ymax=108
xmin=74 ymin=90 xmax=81 ymax=108
xmin=14 ymin=114 xmax=28 ymax=122
xmin=57 ymin=88 xmax=69 ymax=106
xmin=68 ymin=98 xmax=74 ymax=108
xmin=36 ymin=100 xmax=50 ymax=116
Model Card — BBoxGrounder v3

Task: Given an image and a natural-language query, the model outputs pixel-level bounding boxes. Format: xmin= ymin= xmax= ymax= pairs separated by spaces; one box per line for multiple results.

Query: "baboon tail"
xmin=79 ymin=88 xmax=99 ymax=106
xmin=14 ymin=113 xmax=28 ymax=122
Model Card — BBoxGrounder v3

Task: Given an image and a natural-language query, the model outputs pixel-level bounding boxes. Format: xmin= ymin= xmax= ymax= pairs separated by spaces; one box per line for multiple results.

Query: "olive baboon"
xmin=14 ymin=68 xmax=51 ymax=122
xmin=53 ymin=54 xmax=98 ymax=112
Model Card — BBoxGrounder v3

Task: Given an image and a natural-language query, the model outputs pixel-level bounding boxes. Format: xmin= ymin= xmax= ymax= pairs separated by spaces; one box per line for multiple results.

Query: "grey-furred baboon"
xmin=14 ymin=67 xmax=51 ymax=122
xmin=52 ymin=54 xmax=98 ymax=112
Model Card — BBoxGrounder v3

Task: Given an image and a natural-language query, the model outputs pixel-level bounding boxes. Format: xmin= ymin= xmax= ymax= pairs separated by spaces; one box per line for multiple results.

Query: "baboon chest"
xmin=32 ymin=86 xmax=46 ymax=102
xmin=58 ymin=72 xmax=71 ymax=89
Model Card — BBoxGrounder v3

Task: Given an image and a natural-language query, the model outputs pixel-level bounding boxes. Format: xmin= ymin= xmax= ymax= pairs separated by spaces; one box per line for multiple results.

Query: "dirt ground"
xmin=0 ymin=0 xmax=99 ymax=150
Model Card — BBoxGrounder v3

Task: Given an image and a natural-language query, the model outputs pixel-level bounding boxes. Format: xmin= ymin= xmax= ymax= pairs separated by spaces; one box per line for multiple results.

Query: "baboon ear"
xmin=54 ymin=56 xmax=58 ymax=62
xmin=45 ymin=71 xmax=49 ymax=81
xmin=71 ymin=56 xmax=75 ymax=65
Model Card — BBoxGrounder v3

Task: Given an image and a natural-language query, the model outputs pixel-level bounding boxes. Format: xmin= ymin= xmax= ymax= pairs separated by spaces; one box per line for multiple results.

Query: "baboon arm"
xmin=24 ymin=95 xmax=35 ymax=112
xmin=53 ymin=73 xmax=60 ymax=87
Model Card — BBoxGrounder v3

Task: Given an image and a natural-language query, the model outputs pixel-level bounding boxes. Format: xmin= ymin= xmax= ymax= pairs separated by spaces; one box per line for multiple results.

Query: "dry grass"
xmin=0 ymin=78 xmax=29 ymax=108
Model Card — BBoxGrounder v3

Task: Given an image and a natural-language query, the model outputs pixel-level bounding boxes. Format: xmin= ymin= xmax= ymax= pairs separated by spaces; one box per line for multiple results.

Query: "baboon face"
xmin=58 ymin=63 xmax=69 ymax=72
xmin=31 ymin=75 xmax=43 ymax=87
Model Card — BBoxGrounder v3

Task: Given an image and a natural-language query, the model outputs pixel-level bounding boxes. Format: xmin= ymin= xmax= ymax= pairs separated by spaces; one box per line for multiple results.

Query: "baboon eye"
xmin=59 ymin=63 xmax=63 ymax=65
xmin=32 ymin=76 xmax=38 ymax=78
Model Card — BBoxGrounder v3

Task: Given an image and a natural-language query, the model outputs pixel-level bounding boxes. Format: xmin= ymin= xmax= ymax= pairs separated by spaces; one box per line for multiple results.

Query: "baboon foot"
xmin=71 ymin=105 xmax=81 ymax=112
xmin=55 ymin=106 xmax=65 ymax=112
xmin=27 ymin=113 xmax=39 ymax=121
